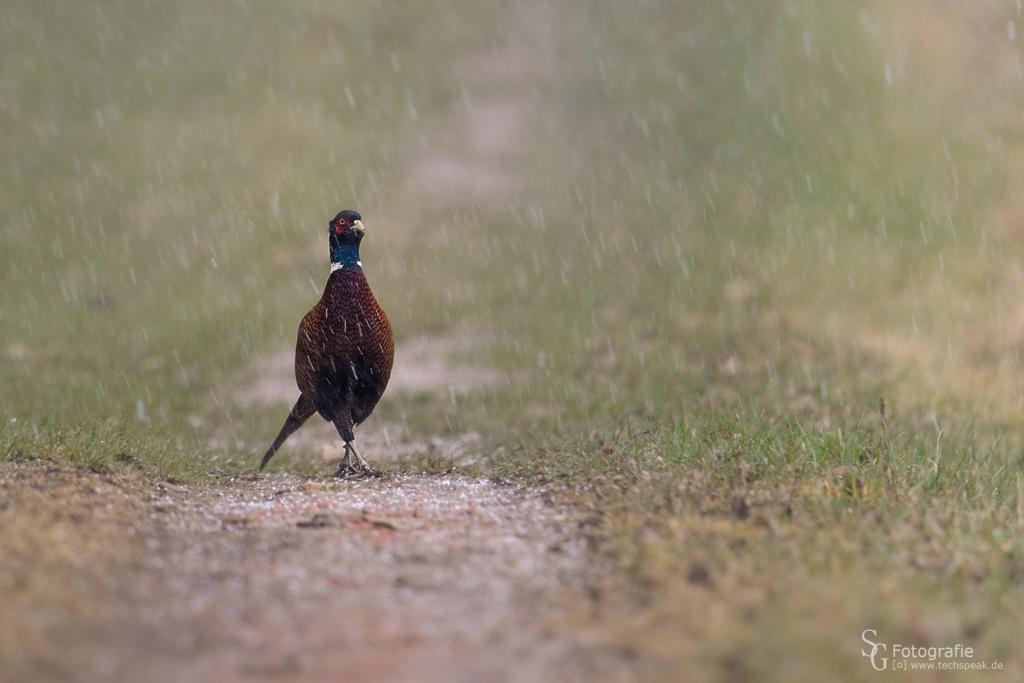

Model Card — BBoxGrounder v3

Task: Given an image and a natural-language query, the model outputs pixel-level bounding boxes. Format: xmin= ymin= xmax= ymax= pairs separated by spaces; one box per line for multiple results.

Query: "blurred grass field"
xmin=5 ymin=0 xmax=1024 ymax=679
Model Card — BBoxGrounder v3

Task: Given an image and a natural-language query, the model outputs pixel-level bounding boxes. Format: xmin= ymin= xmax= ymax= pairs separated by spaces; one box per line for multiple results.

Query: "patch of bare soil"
xmin=405 ymin=4 xmax=551 ymax=206
xmin=0 ymin=461 xmax=627 ymax=683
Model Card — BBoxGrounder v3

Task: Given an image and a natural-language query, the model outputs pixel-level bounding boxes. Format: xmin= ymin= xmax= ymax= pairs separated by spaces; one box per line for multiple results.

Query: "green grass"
xmin=1 ymin=417 xmax=203 ymax=481
xmin=511 ymin=413 xmax=1024 ymax=679
xmin=4 ymin=0 xmax=1024 ymax=678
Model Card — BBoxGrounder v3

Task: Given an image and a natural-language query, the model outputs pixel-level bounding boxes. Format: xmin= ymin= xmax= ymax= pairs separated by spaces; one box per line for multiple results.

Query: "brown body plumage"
xmin=296 ymin=267 xmax=394 ymax=428
xmin=260 ymin=210 xmax=394 ymax=475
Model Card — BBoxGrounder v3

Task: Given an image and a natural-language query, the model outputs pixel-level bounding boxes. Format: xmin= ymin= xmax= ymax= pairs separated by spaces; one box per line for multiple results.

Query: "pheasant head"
xmin=328 ymin=210 xmax=364 ymax=270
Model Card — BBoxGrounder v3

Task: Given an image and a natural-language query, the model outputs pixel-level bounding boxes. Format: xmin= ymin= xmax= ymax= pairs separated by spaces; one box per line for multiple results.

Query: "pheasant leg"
xmin=333 ymin=443 xmax=359 ymax=477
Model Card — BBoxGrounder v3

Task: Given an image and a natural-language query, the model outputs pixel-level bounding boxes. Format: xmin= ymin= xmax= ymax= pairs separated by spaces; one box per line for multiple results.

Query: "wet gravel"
xmin=0 ymin=461 xmax=614 ymax=683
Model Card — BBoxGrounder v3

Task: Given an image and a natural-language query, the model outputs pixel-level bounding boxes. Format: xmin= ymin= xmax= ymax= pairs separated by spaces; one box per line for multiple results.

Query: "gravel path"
xmin=0 ymin=461 xmax=618 ymax=683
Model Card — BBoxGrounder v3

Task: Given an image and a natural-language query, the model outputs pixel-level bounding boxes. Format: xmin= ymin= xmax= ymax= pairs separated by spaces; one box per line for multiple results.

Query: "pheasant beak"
xmin=350 ymin=220 xmax=365 ymax=236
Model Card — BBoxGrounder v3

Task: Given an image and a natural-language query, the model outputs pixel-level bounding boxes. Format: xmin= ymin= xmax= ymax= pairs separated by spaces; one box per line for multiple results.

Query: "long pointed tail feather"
xmin=260 ymin=394 xmax=315 ymax=471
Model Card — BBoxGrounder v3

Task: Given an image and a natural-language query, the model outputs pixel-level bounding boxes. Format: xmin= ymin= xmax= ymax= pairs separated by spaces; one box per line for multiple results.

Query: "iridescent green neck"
xmin=330 ymin=244 xmax=362 ymax=270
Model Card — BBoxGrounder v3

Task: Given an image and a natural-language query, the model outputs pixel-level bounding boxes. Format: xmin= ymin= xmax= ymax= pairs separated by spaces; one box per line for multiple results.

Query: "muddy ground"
xmin=0 ymin=460 xmax=638 ymax=683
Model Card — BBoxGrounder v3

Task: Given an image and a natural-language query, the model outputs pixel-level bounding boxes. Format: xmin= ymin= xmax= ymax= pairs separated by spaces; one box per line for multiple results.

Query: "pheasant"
xmin=260 ymin=210 xmax=394 ymax=476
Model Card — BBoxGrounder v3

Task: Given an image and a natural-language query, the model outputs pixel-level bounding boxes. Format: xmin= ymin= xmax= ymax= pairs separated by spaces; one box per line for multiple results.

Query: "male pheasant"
xmin=260 ymin=210 xmax=394 ymax=476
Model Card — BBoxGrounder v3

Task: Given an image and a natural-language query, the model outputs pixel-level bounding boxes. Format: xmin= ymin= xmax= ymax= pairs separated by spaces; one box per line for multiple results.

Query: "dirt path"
xmin=0 ymin=461 xmax=621 ymax=683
